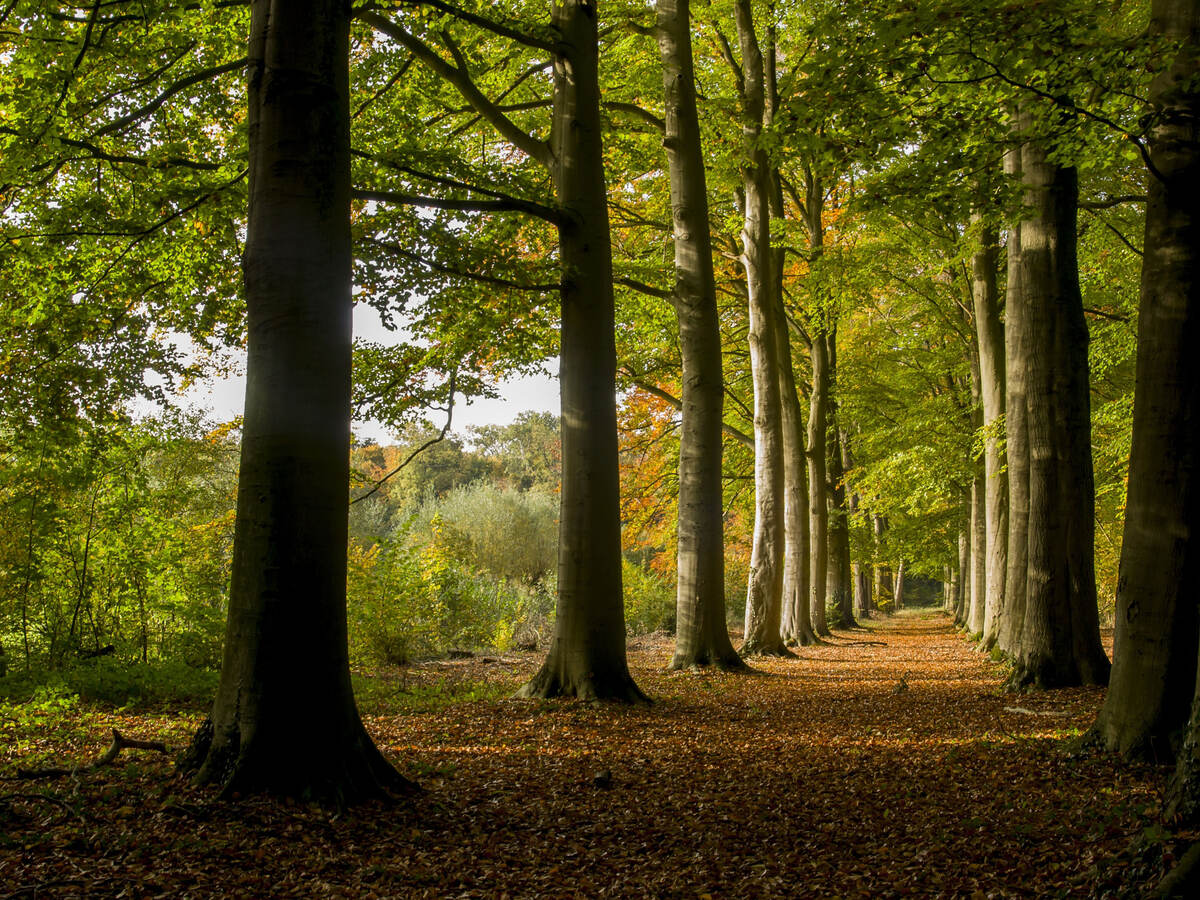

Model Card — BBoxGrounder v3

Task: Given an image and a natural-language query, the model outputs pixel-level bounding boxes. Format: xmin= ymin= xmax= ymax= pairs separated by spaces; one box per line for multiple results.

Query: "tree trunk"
xmin=182 ymin=0 xmax=408 ymax=804
xmin=956 ymin=526 xmax=970 ymax=625
xmin=894 ymin=560 xmax=907 ymax=610
xmin=657 ymin=0 xmax=744 ymax=671
xmin=874 ymin=514 xmax=893 ymax=613
xmin=827 ymin=331 xmax=856 ymax=629
xmin=1009 ymin=124 xmax=1110 ymax=689
xmin=967 ymin=337 xmax=987 ymax=635
xmin=808 ymin=326 xmax=831 ymax=636
xmin=1092 ymin=0 xmax=1200 ymax=763
xmin=735 ymin=0 xmax=789 ymax=657
xmin=971 ymin=208 xmax=1008 ymax=651
xmin=520 ymin=0 xmax=647 ymax=700
xmin=774 ymin=241 xmax=815 ymax=648
xmin=999 ymin=142 xmax=1029 ymax=657
xmin=845 ymin=438 xmax=871 ymax=619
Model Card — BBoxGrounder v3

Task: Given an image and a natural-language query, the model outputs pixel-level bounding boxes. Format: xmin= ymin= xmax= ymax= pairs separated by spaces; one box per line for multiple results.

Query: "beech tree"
xmin=182 ymin=0 xmax=410 ymax=803
xmin=655 ymin=0 xmax=744 ymax=671
xmin=360 ymin=1 xmax=645 ymax=700
xmin=1089 ymin=0 xmax=1199 ymax=766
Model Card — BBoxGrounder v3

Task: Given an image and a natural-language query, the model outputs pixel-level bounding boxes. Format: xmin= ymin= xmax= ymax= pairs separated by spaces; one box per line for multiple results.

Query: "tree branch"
xmin=352 ymin=372 xmax=456 ymax=505
xmin=628 ymin=379 xmax=754 ymax=449
xmin=603 ymin=101 xmax=665 ymax=133
xmin=90 ymin=57 xmax=250 ymax=139
xmin=362 ymin=236 xmax=558 ymax=293
xmin=367 ymin=0 xmax=556 ymax=52
xmin=353 ymin=186 xmax=563 ymax=224
xmin=615 ymin=276 xmax=671 ymax=299
xmin=359 ymin=11 xmax=554 ymax=168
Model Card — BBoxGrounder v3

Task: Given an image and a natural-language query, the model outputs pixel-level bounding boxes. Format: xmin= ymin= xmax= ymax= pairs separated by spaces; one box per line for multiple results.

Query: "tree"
xmin=733 ymin=0 xmax=790 ymax=657
xmin=181 ymin=0 xmax=409 ymax=803
xmin=1090 ymin=0 xmax=1199 ymax=766
xmin=656 ymin=0 xmax=745 ymax=671
xmin=1007 ymin=106 xmax=1110 ymax=689
xmin=361 ymin=1 xmax=645 ymax=700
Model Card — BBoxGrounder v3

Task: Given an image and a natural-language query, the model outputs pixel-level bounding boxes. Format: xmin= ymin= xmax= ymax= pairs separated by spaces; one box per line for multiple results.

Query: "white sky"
xmin=174 ymin=303 xmax=561 ymax=444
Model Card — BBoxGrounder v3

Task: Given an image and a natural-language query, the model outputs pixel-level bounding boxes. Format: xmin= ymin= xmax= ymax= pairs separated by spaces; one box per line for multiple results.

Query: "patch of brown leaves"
xmin=0 ymin=612 xmax=1178 ymax=898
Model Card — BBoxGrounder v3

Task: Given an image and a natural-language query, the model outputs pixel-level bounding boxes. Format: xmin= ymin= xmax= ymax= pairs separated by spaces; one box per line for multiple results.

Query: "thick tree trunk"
xmin=183 ymin=0 xmax=408 ymax=804
xmin=1009 ymin=127 xmax=1110 ymax=689
xmin=826 ymin=331 xmax=856 ymax=629
xmin=894 ymin=560 xmax=907 ymax=610
xmin=519 ymin=0 xmax=646 ymax=700
xmin=971 ymin=209 xmax=1008 ymax=651
xmin=999 ymin=144 xmax=1029 ymax=657
xmin=735 ymin=0 xmax=789 ymax=657
xmin=657 ymin=0 xmax=744 ymax=672
xmin=1092 ymin=0 xmax=1200 ymax=763
xmin=808 ymin=327 xmax=831 ymax=636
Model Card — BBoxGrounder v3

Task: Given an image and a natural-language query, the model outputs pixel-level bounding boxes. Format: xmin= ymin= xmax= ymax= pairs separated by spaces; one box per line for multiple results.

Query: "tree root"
xmin=12 ymin=728 xmax=168 ymax=780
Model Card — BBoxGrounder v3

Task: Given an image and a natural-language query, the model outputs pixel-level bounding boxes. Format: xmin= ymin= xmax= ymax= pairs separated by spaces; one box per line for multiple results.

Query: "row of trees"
xmin=2 ymin=0 xmax=1196 ymax=809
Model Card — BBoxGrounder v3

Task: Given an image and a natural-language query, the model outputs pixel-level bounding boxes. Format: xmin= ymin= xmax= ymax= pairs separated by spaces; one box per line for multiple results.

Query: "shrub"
xmin=622 ymin=558 xmax=675 ymax=635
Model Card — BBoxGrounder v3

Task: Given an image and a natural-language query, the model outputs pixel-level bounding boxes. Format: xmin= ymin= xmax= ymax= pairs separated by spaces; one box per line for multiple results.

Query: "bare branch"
xmin=353 ymin=186 xmax=563 ymax=224
xmin=352 ymin=372 xmax=456 ymax=505
xmin=362 ymin=236 xmax=558 ymax=292
xmin=629 ymin=379 xmax=754 ymax=449
xmin=360 ymin=10 xmax=554 ymax=168
xmin=616 ymin=276 xmax=671 ymax=300
xmin=604 ymin=101 xmax=664 ymax=133
xmin=368 ymin=0 xmax=556 ymax=52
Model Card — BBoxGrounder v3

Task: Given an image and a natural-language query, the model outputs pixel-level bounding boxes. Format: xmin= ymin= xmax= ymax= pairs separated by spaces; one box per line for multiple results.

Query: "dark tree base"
xmin=1005 ymin=654 xmax=1109 ymax=693
xmin=180 ymin=716 xmax=417 ymax=808
xmin=669 ymin=650 xmax=752 ymax=672
xmin=516 ymin=658 xmax=650 ymax=703
xmin=738 ymin=639 xmax=796 ymax=659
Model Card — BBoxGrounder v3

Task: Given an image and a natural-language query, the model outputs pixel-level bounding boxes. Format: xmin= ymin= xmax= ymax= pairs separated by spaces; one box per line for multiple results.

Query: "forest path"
xmin=1 ymin=612 xmax=1167 ymax=898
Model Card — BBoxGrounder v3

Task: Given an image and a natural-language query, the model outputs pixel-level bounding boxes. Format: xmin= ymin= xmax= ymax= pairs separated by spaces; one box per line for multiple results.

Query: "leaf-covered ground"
xmin=0 ymin=611 xmax=1185 ymax=898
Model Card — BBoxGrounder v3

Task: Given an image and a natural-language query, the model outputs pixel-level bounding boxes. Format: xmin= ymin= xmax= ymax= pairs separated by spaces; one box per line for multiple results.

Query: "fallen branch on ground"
xmin=11 ymin=728 xmax=168 ymax=780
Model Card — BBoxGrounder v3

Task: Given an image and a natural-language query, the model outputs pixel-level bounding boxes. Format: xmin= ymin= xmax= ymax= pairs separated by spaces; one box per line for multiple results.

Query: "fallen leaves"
xmin=0 ymin=612 xmax=1177 ymax=898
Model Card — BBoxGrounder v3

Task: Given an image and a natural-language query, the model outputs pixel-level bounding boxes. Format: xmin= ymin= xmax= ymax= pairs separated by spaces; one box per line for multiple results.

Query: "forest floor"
xmin=0 ymin=610 xmax=1187 ymax=898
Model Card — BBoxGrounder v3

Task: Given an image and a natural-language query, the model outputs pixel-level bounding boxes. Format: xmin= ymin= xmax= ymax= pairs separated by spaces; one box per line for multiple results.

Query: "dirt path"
xmin=1 ymin=612 xmax=1170 ymax=898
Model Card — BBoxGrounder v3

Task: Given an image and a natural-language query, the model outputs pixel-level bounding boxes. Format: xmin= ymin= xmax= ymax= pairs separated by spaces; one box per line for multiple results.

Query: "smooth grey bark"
xmin=183 ymin=0 xmax=409 ymax=804
xmin=956 ymin=526 xmax=970 ymax=625
xmin=808 ymin=324 xmax=832 ymax=636
xmin=774 ymin=235 xmax=816 ymax=648
xmin=826 ymin=331 xmax=856 ymax=629
xmin=1092 ymin=0 xmax=1200 ymax=765
xmin=735 ymin=0 xmax=788 ymax=656
xmin=1009 ymin=127 xmax=1110 ymax=689
xmin=971 ymin=209 xmax=1008 ymax=651
xmin=894 ymin=559 xmax=907 ymax=610
xmin=967 ymin=341 xmax=987 ymax=635
xmin=657 ymin=0 xmax=744 ymax=671
xmin=844 ymin=437 xmax=872 ymax=618
xmin=520 ymin=0 xmax=646 ymax=700
xmin=998 ymin=143 xmax=1029 ymax=656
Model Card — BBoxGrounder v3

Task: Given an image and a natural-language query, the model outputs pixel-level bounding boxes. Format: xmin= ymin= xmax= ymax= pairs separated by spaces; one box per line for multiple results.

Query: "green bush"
xmin=622 ymin=558 xmax=675 ymax=635
xmin=0 ymin=657 xmax=217 ymax=708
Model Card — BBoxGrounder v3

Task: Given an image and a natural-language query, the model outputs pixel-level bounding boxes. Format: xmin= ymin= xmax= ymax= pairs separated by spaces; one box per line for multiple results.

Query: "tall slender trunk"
xmin=971 ymin=206 xmax=1008 ymax=650
xmin=967 ymin=337 xmax=987 ymax=635
xmin=657 ymin=0 xmax=744 ymax=671
xmin=1010 ymin=121 xmax=1110 ymax=689
xmin=735 ymin=0 xmax=788 ymax=656
xmin=999 ymin=142 xmax=1029 ymax=656
xmin=956 ymin=525 xmax=970 ymax=625
xmin=183 ymin=0 xmax=409 ymax=803
xmin=894 ymin=560 xmax=907 ymax=610
xmin=775 ymin=251 xmax=815 ymax=647
xmin=874 ymin=513 xmax=893 ymax=612
xmin=1092 ymin=0 xmax=1200 ymax=766
xmin=808 ymin=326 xmax=831 ymax=636
xmin=826 ymin=330 xmax=856 ymax=629
xmin=521 ymin=0 xmax=647 ymax=698
xmin=845 ymin=437 xmax=871 ymax=618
